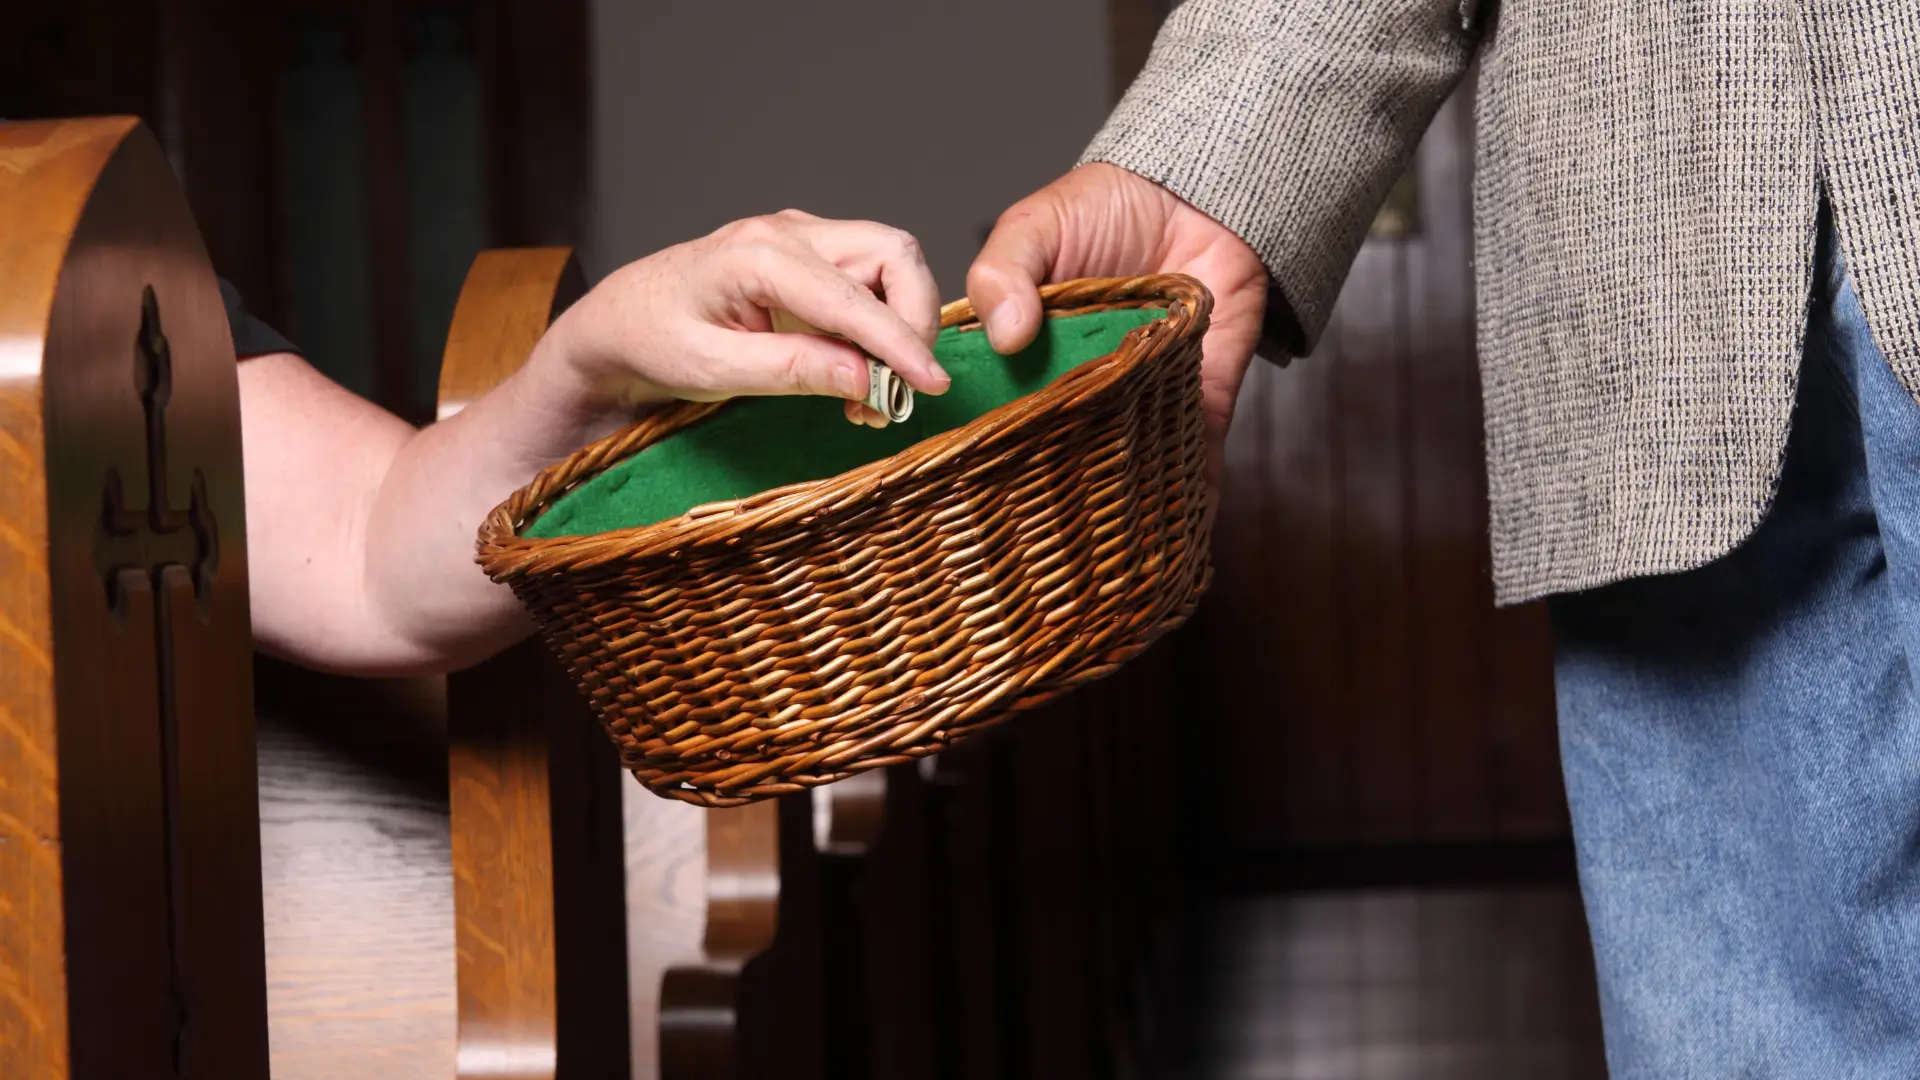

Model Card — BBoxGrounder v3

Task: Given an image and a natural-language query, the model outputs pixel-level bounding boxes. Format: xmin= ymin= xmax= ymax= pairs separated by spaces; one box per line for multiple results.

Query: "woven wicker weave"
xmin=477 ymin=275 xmax=1214 ymax=806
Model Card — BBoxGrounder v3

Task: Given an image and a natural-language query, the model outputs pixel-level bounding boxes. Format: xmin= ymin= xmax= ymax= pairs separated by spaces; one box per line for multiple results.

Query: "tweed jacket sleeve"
xmin=1081 ymin=0 xmax=1484 ymax=355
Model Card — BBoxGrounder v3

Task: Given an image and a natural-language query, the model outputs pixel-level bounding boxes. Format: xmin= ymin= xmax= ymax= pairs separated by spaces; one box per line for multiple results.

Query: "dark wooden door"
xmin=1098 ymin=5 xmax=1566 ymax=859
xmin=1199 ymin=76 xmax=1565 ymax=856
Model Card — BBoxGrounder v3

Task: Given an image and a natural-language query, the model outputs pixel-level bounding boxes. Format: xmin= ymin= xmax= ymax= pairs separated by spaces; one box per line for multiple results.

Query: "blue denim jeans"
xmin=1549 ymin=208 xmax=1920 ymax=1077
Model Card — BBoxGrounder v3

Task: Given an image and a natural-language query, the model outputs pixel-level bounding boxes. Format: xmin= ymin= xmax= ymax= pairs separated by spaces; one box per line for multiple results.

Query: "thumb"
xmin=967 ymin=198 xmax=1061 ymax=355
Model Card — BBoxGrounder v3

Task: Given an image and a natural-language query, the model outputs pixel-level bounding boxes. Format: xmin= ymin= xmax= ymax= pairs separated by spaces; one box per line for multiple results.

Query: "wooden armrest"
xmin=436 ymin=247 xmax=584 ymax=419
xmin=437 ymin=248 xmax=630 ymax=1079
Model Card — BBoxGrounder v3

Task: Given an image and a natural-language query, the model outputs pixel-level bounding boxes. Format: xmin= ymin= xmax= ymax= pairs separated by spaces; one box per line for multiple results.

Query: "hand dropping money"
xmin=769 ymin=308 xmax=913 ymax=427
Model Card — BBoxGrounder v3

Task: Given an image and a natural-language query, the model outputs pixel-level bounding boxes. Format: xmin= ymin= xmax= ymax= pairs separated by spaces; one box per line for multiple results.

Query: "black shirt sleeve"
xmin=218 ymin=278 xmax=302 ymax=359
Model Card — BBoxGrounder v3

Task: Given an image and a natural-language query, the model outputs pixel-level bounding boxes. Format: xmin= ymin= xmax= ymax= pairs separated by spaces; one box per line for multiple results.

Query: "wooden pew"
xmin=0 ymin=115 xmax=270 ymax=1080
xmin=255 ymin=250 xmax=612 ymax=1080
xmin=254 ymin=657 xmax=455 ymax=1079
xmin=431 ymin=247 xmax=806 ymax=1080
xmin=435 ymin=248 xmax=631 ymax=1079
xmin=0 ymin=138 xmax=654 ymax=1079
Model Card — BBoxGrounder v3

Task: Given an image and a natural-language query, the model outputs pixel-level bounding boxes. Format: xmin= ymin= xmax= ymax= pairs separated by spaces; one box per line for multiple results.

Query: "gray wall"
xmin=587 ymin=0 xmax=1113 ymax=299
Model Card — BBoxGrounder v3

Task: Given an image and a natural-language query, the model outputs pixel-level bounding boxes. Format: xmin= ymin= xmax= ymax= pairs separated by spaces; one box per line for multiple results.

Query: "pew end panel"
xmin=437 ymin=246 xmax=632 ymax=1079
xmin=0 ymin=115 xmax=268 ymax=1080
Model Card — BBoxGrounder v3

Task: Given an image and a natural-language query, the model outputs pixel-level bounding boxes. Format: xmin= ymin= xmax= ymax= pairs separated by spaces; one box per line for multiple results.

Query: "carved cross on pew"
xmin=97 ymin=286 xmax=222 ymax=612
xmin=1 ymin=115 xmax=268 ymax=1080
xmin=91 ymin=284 xmax=221 ymax=1072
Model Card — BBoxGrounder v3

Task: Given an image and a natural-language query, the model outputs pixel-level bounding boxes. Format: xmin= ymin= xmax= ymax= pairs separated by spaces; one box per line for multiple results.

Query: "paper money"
xmin=865 ymin=357 xmax=913 ymax=422
xmin=770 ymin=308 xmax=913 ymax=423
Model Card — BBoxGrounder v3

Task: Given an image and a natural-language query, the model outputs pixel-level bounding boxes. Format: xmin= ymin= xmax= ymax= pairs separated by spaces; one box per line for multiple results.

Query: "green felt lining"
xmin=523 ymin=307 xmax=1164 ymax=539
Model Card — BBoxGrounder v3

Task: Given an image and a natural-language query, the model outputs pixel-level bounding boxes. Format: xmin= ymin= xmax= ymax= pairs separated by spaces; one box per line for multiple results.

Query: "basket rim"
xmin=476 ymin=273 xmax=1213 ymax=583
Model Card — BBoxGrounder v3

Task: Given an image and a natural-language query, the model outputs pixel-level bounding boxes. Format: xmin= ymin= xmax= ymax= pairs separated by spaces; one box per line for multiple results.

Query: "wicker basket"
xmin=477 ymin=274 xmax=1215 ymax=806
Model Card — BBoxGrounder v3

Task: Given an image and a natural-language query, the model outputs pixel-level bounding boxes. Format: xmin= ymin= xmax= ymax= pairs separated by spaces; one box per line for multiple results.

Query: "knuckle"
xmin=964 ymin=267 xmax=996 ymax=301
xmin=970 ymin=259 xmax=1014 ymax=291
xmin=991 ymin=198 xmax=1053 ymax=240
xmin=833 ymin=279 xmax=871 ymax=315
xmin=731 ymin=240 xmax=784 ymax=278
xmin=679 ymin=365 xmax=723 ymax=398
xmin=725 ymin=216 xmax=781 ymax=245
xmin=992 ymin=202 xmax=1031 ymax=230
xmin=780 ymin=346 xmax=829 ymax=394
xmin=889 ymin=228 xmax=924 ymax=261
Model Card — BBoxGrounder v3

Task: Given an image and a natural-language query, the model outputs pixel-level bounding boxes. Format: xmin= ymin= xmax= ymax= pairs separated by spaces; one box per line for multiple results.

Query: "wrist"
xmin=533 ymin=304 xmax=674 ymax=408
xmin=483 ymin=318 xmax=665 ymax=464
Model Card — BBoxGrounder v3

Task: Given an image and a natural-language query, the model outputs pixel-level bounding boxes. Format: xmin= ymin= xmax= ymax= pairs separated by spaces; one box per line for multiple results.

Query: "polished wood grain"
xmin=254 ymin=660 xmax=456 ymax=1080
xmin=0 ymin=119 xmax=83 ymax=1080
xmin=0 ymin=116 xmax=267 ymax=1080
xmin=436 ymin=247 xmax=629 ymax=1080
xmin=811 ymin=770 xmax=887 ymax=857
xmin=432 ymin=250 xmax=811 ymax=1080
xmin=253 ymin=249 xmax=608 ymax=1078
xmin=436 ymin=247 xmax=581 ymax=420
xmin=623 ymin=788 xmax=708 ymax=1080
xmin=658 ymin=800 xmax=783 ymax=1080
xmin=446 ymin=639 xmax=631 ymax=1080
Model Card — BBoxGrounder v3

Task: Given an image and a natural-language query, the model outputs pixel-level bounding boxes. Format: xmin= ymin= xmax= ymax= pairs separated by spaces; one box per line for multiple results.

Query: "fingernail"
xmin=924 ymin=363 xmax=951 ymax=395
xmin=837 ymin=362 xmax=864 ymax=400
xmin=985 ymin=301 xmax=1020 ymax=353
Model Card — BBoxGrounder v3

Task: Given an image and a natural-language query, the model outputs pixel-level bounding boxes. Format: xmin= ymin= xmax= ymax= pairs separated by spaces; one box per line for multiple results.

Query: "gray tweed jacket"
xmin=1083 ymin=0 xmax=1920 ymax=604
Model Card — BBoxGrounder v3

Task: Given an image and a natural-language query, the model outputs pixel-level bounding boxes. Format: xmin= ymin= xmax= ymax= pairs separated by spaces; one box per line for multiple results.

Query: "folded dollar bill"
xmin=864 ymin=357 xmax=912 ymax=422
xmin=770 ymin=308 xmax=914 ymax=423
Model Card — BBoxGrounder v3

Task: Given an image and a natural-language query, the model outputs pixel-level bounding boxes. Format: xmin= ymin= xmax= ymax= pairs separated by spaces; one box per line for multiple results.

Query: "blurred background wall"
xmin=587 ymin=0 xmax=1111 ymax=296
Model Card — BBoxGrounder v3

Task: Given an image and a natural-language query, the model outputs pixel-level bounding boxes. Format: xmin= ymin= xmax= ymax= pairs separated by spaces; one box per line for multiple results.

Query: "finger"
xmin=1202 ymin=400 xmax=1231 ymax=492
xmin=875 ymin=253 xmax=941 ymax=354
xmin=843 ymin=399 xmax=889 ymax=428
xmin=801 ymin=220 xmax=942 ymax=348
xmin=967 ymin=197 xmax=1060 ymax=355
xmin=732 ymin=242 xmax=950 ymax=393
xmin=702 ymin=326 xmax=872 ymax=402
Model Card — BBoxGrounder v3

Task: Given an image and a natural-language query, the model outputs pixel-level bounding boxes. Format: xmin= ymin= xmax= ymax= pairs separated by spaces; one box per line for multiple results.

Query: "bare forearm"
xmin=242 ymin=212 xmax=946 ymax=677
xmin=241 ymin=338 xmax=632 ymax=675
xmin=358 ymin=335 xmax=634 ymax=672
